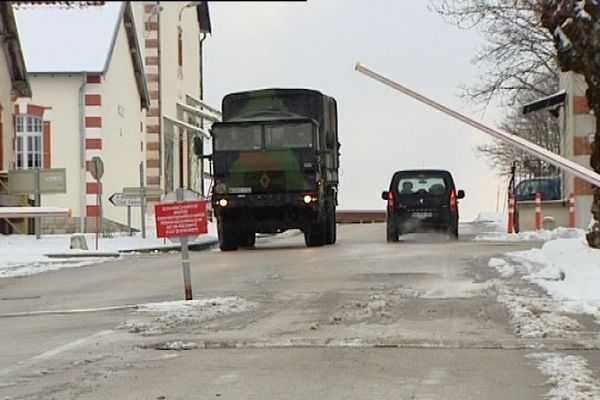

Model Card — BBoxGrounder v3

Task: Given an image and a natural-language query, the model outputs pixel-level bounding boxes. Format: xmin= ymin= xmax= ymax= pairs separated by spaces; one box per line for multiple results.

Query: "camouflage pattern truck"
xmin=209 ymin=88 xmax=340 ymax=251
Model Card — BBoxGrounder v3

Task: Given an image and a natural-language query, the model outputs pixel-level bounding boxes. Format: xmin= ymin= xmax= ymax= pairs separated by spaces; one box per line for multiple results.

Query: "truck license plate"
xmin=412 ymin=212 xmax=432 ymax=219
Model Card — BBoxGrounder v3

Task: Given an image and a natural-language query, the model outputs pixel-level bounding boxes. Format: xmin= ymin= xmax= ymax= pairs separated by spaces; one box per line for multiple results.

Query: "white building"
xmin=141 ymin=1 xmax=217 ymax=205
xmin=9 ymin=1 xmax=217 ymax=235
xmin=13 ymin=2 xmax=149 ymax=233
xmin=0 ymin=2 xmax=31 ymax=234
xmin=560 ymin=72 xmax=596 ymax=228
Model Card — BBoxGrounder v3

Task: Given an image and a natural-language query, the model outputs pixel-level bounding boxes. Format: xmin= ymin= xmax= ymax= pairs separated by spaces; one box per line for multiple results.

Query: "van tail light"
xmin=449 ymin=189 xmax=458 ymax=213
xmin=387 ymin=191 xmax=396 ymax=212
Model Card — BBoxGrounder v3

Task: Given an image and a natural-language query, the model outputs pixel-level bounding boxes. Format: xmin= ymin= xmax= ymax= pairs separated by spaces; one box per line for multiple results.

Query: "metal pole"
xmin=95 ymin=183 xmax=99 ymax=250
xmin=354 ymin=62 xmax=600 ymax=188
xmin=177 ymin=187 xmax=193 ymax=300
xmin=34 ymin=169 xmax=41 ymax=239
xmin=98 ymin=178 xmax=103 ymax=238
xmin=127 ymin=205 xmax=132 ymax=236
xmin=139 ymin=162 xmax=146 ymax=238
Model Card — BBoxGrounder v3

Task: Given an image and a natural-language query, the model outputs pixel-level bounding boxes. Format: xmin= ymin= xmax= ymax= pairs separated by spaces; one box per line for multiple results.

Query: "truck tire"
xmin=218 ymin=219 xmax=239 ymax=251
xmin=325 ymin=201 xmax=337 ymax=245
xmin=304 ymin=218 xmax=326 ymax=247
xmin=239 ymin=229 xmax=256 ymax=248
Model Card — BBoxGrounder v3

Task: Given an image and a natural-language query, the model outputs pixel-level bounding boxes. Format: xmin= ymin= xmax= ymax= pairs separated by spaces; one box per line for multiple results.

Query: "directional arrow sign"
xmin=109 ymin=192 xmax=143 ymax=207
xmin=122 ymin=186 xmax=164 ymax=197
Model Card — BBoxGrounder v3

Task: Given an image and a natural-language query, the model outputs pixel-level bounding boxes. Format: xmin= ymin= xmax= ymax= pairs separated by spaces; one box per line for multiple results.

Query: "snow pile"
xmin=120 ymin=297 xmax=257 ymax=335
xmin=472 ymin=212 xmax=506 ymax=224
xmin=528 ymin=352 xmax=600 ymax=399
xmin=507 ymin=238 xmax=600 ymax=319
xmin=487 ymin=258 xmax=515 ymax=278
xmin=495 ymin=284 xmax=582 ymax=339
xmin=475 ymin=227 xmax=586 ymax=242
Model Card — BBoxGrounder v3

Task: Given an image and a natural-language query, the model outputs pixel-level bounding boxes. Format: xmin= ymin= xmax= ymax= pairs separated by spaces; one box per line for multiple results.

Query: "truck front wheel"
xmin=218 ymin=218 xmax=239 ymax=251
xmin=239 ymin=229 xmax=256 ymax=248
xmin=304 ymin=218 xmax=326 ymax=247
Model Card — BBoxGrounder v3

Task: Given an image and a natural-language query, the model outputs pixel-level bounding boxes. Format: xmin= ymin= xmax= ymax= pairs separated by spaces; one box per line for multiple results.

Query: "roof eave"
xmin=1 ymin=2 xmax=31 ymax=98
xmin=123 ymin=2 xmax=149 ymax=109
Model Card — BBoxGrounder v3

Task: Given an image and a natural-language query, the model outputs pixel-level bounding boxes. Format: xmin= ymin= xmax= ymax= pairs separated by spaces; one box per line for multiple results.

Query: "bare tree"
xmin=537 ymin=0 xmax=600 ymax=248
xmin=432 ymin=0 xmax=561 ymax=174
xmin=477 ymin=80 xmax=561 ymax=176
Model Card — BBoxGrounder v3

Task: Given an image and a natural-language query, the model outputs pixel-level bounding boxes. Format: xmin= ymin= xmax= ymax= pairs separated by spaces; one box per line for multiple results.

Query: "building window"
xmin=15 ymin=115 xmax=43 ymax=169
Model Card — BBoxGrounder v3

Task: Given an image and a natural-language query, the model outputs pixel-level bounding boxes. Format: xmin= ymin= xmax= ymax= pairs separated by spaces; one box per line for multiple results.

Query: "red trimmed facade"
xmin=573 ymin=136 xmax=592 ymax=156
xmin=85 ymin=94 xmax=102 ymax=106
xmin=144 ymin=1 xmax=162 ymax=200
xmin=83 ymin=81 xmax=103 ymax=217
xmin=575 ymin=177 xmax=595 ymax=196
xmin=14 ymin=103 xmax=52 ymax=170
xmin=573 ymin=96 xmax=590 ymax=115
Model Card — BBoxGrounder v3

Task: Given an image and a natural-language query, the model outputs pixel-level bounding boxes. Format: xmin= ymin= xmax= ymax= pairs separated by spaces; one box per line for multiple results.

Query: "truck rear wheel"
xmin=218 ymin=219 xmax=239 ymax=251
xmin=304 ymin=218 xmax=326 ymax=247
xmin=325 ymin=201 xmax=337 ymax=245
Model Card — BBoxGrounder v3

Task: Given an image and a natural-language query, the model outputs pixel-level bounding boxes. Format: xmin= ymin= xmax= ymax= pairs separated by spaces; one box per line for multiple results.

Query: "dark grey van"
xmin=381 ymin=169 xmax=465 ymax=241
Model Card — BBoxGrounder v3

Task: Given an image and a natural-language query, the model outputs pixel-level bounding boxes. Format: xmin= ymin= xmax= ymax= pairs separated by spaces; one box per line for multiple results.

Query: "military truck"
xmin=209 ymin=88 xmax=340 ymax=251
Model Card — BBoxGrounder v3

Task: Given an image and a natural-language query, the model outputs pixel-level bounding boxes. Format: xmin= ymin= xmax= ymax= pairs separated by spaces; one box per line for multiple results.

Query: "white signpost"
xmin=109 ymin=192 xmax=143 ymax=235
xmin=109 ymin=193 xmax=143 ymax=207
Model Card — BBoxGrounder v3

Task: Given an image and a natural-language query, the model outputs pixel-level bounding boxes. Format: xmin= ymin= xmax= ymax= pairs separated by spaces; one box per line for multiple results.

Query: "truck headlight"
xmin=218 ymin=198 xmax=229 ymax=207
xmin=303 ymin=195 xmax=313 ymax=204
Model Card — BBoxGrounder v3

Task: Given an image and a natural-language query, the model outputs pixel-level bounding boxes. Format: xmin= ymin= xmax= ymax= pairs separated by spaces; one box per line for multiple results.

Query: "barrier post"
xmin=568 ymin=192 xmax=576 ymax=228
xmin=535 ymin=192 xmax=542 ymax=230
xmin=507 ymin=192 xmax=515 ymax=233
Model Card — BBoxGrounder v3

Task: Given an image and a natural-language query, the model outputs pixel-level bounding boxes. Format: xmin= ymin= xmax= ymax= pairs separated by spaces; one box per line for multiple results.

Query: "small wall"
xmin=515 ymin=200 xmax=571 ymax=232
xmin=40 ymin=217 xmax=136 ymax=235
xmin=336 ymin=210 xmax=386 ymax=224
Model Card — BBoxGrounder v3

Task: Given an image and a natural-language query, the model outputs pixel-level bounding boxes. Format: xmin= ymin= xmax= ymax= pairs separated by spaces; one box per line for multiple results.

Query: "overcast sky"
xmin=203 ymin=1 xmax=510 ymax=221
xmin=14 ymin=1 xmax=509 ymax=222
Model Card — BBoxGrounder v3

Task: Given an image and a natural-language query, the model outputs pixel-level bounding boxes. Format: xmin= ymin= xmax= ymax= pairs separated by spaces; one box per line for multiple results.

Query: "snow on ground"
xmin=479 ymin=213 xmax=600 ymax=398
xmin=2 ymin=212 xmax=600 ymax=397
xmin=120 ymin=297 xmax=257 ymax=336
xmin=0 ymin=217 xmax=218 ymax=278
xmin=527 ymin=353 xmax=600 ymax=400
xmin=486 ymin=232 xmax=600 ymax=324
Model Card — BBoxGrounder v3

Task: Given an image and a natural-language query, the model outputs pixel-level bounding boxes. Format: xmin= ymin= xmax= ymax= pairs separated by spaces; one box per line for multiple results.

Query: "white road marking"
xmin=0 ymin=330 xmax=115 ymax=377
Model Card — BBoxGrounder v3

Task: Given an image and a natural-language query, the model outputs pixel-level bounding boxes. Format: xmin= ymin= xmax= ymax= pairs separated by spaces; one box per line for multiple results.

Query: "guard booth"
xmin=511 ymin=160 xmax=572 ymax=232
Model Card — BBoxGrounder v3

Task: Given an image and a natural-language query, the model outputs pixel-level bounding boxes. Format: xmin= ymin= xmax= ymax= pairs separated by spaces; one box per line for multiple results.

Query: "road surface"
xmin=1 ymin=222 xmax=598 ymax=399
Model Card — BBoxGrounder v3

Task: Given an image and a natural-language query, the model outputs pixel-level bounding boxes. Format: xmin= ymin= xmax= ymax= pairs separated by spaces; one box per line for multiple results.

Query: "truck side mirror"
xmin=381 ymin=191 xmax=389 ymax=200
xmin=457 ymin=190 xmax=465 ymax=199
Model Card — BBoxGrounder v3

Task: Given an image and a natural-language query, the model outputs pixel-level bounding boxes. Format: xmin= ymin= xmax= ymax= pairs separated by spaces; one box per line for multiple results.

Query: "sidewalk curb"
xmin=118 ymin=238 xmax=219 ymax=254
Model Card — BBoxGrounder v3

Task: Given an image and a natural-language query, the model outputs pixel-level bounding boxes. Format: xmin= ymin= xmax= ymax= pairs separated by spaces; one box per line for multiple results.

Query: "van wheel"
xmin=386 ymin=224 xmax=399 ymax=242
xmin=448 ymin=224 xmax=459 ymax=240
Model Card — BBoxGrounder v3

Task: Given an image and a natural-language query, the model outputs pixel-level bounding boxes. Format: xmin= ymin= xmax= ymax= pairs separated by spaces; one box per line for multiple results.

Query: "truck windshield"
xmin=213 ymin=125 xmax=262 ymax=151
xmin=265 ymin=123 xmax=314 ymax=149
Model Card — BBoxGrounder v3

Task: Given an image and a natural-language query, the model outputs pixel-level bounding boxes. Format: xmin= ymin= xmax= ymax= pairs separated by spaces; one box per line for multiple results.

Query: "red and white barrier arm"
xmin=354 ymin=62 xmax=600 ymax=189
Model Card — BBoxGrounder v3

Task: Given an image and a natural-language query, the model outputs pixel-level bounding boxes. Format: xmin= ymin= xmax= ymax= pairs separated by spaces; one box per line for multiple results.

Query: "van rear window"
xmin=396 ymin=176 xmax=447 ymax=195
